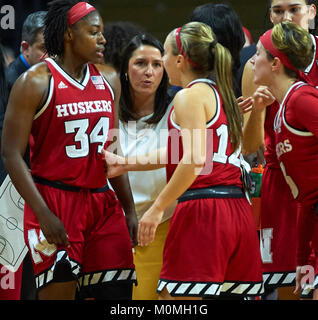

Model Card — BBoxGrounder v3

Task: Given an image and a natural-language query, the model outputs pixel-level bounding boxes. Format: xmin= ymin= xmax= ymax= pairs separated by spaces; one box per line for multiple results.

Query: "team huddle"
xmin=0 ymin=0 xmax=318 ymax=301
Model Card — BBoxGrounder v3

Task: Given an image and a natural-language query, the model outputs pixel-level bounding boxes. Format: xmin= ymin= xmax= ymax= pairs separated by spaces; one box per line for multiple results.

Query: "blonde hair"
xmin=169 ymin=21 xmax=242 ymax=151
xmin=271 ymin=21 xmax=314 ymax=73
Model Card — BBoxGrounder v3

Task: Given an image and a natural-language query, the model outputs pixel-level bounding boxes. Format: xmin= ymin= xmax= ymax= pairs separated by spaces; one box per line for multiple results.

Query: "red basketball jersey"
xmin=274 ymin=81 xmax=318 ymax=206
xmin=29 ymin=58 xmax=115 ymax=188
xmin=300 ymin=35 xmax=318 ymax=87
xmin=166 ymin=79 xmax=243 ymax=189
xmin=264 ymin=101 xmax=280 ymax=168
xmin=264 ymin=35 xmax=318 ymax=166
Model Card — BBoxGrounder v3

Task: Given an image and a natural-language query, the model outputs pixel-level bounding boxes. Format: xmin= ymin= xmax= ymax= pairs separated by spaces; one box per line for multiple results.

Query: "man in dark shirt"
xmin=6 ymin=11 xmax=47 ymax=91
xmin=3 ymin=11 xmax=47 ymax=300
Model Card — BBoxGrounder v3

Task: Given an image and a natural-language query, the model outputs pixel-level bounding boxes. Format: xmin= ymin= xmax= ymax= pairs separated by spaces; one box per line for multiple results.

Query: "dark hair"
xmin=21 ymin=11 xmax=47 ymax=45
xmin=44 ymin=0 xmax=97 ymax=57
xmin=103 ymin=21 xmax=145 ymax=72
xmin=0 ymin=43 xmax=8 ymax=112
xmin=119 ymin=33 xmax=169 ymax=124
xmin=189 ymin=3 xmax=245 ymax=96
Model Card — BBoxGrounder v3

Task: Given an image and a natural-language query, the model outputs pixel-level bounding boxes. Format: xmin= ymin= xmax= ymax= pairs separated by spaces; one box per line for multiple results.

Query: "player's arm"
xmin=293 ymin=91 xmax=318 ymax=138
xmin=103 ymin=148 xmax=166 ymax=179
xmin=138 ymin=87 xmax=213 ymax=246
xmin=1 ymin=64 xmax=69 ymax=247
xmin=98 ymin=64 xmax=138 ymax=246
xmin=241 ymin=60 xmax=267 ymax=155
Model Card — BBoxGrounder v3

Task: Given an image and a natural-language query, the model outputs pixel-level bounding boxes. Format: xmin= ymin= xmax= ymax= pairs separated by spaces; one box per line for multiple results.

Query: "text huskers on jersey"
xmin=56 ymin=100 xmax=112 ymax=117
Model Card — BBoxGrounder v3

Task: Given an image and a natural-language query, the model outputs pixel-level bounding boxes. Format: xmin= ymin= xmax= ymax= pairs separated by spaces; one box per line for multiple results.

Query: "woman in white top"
xmin=118 ymin=33 xmax=176 ymax=300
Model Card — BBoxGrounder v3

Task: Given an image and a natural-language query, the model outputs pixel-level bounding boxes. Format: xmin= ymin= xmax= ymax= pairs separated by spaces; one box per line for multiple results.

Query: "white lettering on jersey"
xmin=276 ymin=139 xmax=293 ymax=158
xmin=28 ymin=229 xmax=57 ymax=264
xmin=213 ymin=124 xmax=241 ymax=168
xmin=56 ymin=100 xmax=112 ymax=117
xmin=260 ymin=228 xmax=273 ymax=264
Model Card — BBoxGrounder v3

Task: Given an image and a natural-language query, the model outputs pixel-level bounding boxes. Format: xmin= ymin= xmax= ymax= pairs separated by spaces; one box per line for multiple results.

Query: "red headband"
xmin=175 ymin=27 xmax=200 ymax=69
xmin=67 ymin=2 xmax=96 ymax=27
xmin=259 ymin=29 xmax=297 ymax=72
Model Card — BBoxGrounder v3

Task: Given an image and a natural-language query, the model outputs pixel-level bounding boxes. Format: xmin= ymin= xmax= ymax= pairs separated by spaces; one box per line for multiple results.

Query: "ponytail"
xmin=171 ymin=22 xmax=242 ymax=151
xmin=213 ymin=43 xmax=242 ymax=151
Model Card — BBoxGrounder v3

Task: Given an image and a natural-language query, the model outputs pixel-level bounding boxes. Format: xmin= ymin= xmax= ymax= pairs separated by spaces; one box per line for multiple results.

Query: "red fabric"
xmin=166 ymin=79 xmax=243 ymax=189
xmin=0 ymin=263 xmax=22 ymax=300
xmin=260 ymin=28 xmax=297 ymax=72
xmin=260 ymin=166 xmax=298 ymax=273
xmin=160 ymin=197 xmax=263 ymax=284
xmin=24 ymin=184 xmax=134 ymax=286
xmin=243 ymin=26 xmax=253 ymax=44
xmin=175 ymin=27 xmax=200 ymax=69
xmin=67 ymin=2 xmax=96 ymax=26
xmin=30 ymin=59 xmax=114 ymax=189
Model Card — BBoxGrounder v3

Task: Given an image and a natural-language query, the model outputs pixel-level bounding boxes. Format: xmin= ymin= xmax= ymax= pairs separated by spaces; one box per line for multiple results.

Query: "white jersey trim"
xmin=34 ymin=77 xmax=54 ymax=120
xmin=274 ymin=81 xmax=304 ymax=132
xmin=169 ymin=78 xmax=220 ymax=130
xmin=45 ymin=58 xmax=90 ymax=90
xmin=304 ymin=34 xmax=317 ymax=74
xmin=282 ymin=107 xmax=314 ymax=136
xmin=281 ymin=82 xmax=314 ymax=137
xmin=101 ymin=75 xmax=115 ymax=101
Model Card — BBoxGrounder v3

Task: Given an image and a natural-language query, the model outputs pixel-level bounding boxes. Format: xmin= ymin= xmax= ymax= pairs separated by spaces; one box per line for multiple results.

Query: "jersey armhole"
xmin=34 ymin=76 xmax=54 ymax=120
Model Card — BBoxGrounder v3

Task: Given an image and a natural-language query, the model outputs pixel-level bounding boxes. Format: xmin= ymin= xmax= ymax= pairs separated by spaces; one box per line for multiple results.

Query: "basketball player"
xmin=1 ymin=0 xmax=137 ymax=300
xmin=105 ymin=22 xmax=264 ymax=300
xmin=241 ymin=0 xmax=317 ymax=298
xmin=251 ymin=20 xmax=318 ymax=299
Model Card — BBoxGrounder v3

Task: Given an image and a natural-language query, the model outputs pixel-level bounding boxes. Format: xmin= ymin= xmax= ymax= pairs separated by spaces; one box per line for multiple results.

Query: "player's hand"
xmin=252 ymin=86 xmax=275 ymax=111
xmin=237 ymin=96 xmax=253 ymax=114
xmin=103 ymin=150 xmax=127 ymax=178
xmin=37 ymin=210 xmax=70 ymax=248
xmin=138 ymin=204 xmax=164 ymax=247
xmin=125 ymin=211 xmax=138 ymax=247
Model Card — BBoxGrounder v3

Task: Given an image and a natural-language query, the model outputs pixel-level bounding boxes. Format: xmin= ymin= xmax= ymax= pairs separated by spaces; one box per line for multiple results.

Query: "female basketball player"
xmin=1 ymin=0 xmax=137 ymax=300
xmin=105 ymin=21 xmax=264 ymax=300
xmin=241 ymin=0 xmax=317 ymax=297
xmin=251 ymin=20 xmax=318 ymax=299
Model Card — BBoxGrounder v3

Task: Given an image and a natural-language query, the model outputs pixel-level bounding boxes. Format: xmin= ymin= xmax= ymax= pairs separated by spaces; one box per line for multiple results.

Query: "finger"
xmin=148 ymin=225 xmax=157 ymax=244
xmin=242 ymin=106 xmax=253 ymax=114
xmin=236 ymin=96 xmax=244 ymax=103
xmin=139 ymin=224 xmax=151 ymax=247
xmin=137 ymin=222 xmax=144 ymax=246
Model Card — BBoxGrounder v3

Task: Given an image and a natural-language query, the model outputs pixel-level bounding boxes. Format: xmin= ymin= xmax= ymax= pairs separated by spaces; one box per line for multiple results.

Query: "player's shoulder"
xmin=12 ymin=62 xmax=50 ymax=95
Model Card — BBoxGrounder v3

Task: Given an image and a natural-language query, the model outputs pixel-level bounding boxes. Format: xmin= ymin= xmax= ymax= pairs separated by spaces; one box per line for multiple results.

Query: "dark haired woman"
xmin=117 ymin=33 xmax=176 ymax=300
xmin=241 ymin=0 xmax=317 ymax=298
xmin=251 ymin=20 xmax=318 ymax=299
xmin=1 ymin=0 xmax=137 ymax=300
xmin=106 ymin=22 xmax=263 ymax=300
xmin=189 ymin=3 xmax=246 ymax=98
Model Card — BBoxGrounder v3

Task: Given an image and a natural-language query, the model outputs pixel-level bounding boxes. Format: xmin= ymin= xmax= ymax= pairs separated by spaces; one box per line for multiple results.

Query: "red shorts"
xmin=24 ymin=183 xmax=135 ymax=290
xmin=260 ymin=166 xmax=297 ymax=289
xmin=0 ymin=263 xmax=22 ymax=300
xmin=158 ymin=196 xmax=263 ymax=298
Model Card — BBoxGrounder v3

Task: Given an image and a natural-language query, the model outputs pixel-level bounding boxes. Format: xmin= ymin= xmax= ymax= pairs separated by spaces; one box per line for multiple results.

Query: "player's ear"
xmin=65 ymin=27 xmax=73 ymax=42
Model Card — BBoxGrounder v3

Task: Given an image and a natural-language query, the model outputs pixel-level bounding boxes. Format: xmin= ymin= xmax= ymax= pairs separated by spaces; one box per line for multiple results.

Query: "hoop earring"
xmin=125 ymin=73 xmax=128 ymax=81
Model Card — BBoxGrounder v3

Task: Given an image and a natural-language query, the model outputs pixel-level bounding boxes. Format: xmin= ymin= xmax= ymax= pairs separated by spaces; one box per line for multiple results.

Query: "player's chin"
xmin=90 ymin=53 xmax=104 ymax=65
